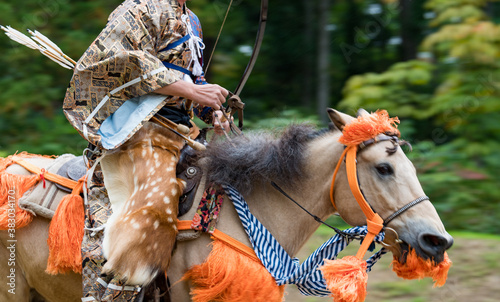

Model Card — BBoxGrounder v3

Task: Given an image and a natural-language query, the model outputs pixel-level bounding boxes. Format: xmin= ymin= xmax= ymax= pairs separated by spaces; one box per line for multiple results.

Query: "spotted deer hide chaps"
xmin=100 ymin=122 xmax=186 ymax=285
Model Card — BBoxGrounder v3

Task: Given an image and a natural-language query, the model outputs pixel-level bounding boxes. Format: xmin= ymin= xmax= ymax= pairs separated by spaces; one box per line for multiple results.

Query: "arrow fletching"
xmin=1 ymin=25 xmax=76 ymax=70
xmin=1 ymin=25 xmax=40 ymax=50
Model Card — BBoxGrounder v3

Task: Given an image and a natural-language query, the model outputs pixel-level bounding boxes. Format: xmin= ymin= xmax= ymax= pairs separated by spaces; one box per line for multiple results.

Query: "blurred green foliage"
xmin=1 ymin=0 xmax=499 ymax=233
xmin=0 ymin=0 xmax=123 ymax=154
xmin=341 ymin=0 xmax=500 ymax=233
xmin=1 ymin=0 xmax=402 ymax=152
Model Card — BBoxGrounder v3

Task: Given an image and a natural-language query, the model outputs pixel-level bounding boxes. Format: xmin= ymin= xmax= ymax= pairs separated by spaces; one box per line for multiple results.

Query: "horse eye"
xmin=375 ymin=164 xmax=394 ymax=176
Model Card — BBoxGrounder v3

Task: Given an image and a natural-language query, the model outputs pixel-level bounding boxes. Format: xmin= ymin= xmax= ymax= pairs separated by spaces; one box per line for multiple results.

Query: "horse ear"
xmin=327 ymin=108 xmax=354 ymax=131
xmin=357 ymin=108 xmax=370 ymax=117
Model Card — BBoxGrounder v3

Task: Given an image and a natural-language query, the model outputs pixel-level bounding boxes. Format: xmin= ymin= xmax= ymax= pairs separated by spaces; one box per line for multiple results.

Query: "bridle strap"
xmin=329 ymin=134 xmax=428 ymax=259
xmin=329 ymin=134 xmax=396 ymax=211
xmin=384 ymin=195 xmax=429 ymax=226
xmin=345 ymin=146 xmax=384 ymax=259
xmin=329 ymin=147 xmax=348 ymax=212
xmin=345 ymin=146 xmax=378 ymax=219
xmin=329 ymin=145 xmax=384 ymax=259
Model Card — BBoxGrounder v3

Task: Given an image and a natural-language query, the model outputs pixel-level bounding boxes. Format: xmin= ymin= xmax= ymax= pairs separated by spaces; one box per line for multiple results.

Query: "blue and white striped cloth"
xmin=222 ymin=184 xmax=388 ymax=297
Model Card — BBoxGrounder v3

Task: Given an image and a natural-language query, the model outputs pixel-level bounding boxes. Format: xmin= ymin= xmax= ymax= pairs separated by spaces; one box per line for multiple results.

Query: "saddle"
xmin=175 ymin=128 xmax=207 ymax=216
xmin=54 ymin=156 xmax=87 ymax=193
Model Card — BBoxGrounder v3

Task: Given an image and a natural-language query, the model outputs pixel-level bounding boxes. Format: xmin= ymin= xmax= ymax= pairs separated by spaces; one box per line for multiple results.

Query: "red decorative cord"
xmin=40 ymin=168 xmax=47 ymax=188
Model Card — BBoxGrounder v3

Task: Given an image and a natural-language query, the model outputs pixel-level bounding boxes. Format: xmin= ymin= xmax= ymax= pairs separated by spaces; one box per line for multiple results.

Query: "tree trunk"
xmin=399 ymin=0 xmax=419 ymax=61
xmin=301 ymin=0 xmax=315 ymax=108
xmin=317 ymin=0 xmax=331 ymax=123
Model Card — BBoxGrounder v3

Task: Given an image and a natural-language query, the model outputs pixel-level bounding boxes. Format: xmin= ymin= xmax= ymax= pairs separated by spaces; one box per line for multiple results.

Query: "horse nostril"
xmin=418 ymin=233 xmax=453 ymax=262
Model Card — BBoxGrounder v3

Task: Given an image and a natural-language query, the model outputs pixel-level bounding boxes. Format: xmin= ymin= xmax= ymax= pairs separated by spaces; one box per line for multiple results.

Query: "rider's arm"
xmin=154 ymin=80 xmax=227 ymax=110
xmin=154 ymin=81 xmax=230 ymax=133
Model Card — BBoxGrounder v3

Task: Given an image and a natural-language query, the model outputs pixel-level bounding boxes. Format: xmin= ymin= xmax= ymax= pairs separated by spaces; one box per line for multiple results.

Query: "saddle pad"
xmin=18 ymin=154 xmax=80 ymax=219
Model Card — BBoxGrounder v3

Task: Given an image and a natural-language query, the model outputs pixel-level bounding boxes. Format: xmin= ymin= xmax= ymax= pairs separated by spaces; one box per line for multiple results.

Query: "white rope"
xmin=82 ymin=151 xmax=107 ymax=237
xmin=181 ymin=14 xmax=205 ymax=77
xmin=84 ymin=223 xmax=107 ymax=237
xmin=96 ymin=277 xmax=108 ymax=288
xmin=83 ymin=152 xmax=105 ymax=205
xmin=95 ymin=278 xmax=141 ymax=292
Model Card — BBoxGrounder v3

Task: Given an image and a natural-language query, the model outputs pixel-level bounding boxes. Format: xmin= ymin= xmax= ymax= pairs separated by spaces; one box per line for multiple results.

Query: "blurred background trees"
xmin=0 ymin=0 xmax=499 ymax=233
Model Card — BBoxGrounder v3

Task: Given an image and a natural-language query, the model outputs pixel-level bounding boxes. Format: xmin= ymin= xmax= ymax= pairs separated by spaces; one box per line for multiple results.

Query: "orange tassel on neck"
xmin=46 ymin=178 xmax=85 ymax=274
xmin=319 ymin=256 xmax=368 ymax=302
xmin=391 ymin=249 xmax=452 ymax=287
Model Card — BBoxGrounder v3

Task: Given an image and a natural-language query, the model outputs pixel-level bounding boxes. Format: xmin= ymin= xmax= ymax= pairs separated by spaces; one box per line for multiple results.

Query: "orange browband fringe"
xmin=339 ymin=110 xmax=400 ymax=146
xmin=182 ymin=238 xmax=285 ymax=302
xmin=391 ymin=249 xmax=452 ymax=287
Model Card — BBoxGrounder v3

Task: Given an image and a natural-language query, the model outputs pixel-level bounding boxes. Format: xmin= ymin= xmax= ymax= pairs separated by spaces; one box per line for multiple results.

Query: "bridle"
xmin=272 ymin=132 xmax=429 ymax=257
xmin=329 ymin=134 xmax=429 ymax=258
xmin=270 ymin=132 xmax=429 ymax=254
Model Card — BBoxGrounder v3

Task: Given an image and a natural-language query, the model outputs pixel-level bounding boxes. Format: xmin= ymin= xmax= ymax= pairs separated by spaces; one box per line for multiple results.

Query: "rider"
xmin=62 ymin=0 xmax=229 ymax=299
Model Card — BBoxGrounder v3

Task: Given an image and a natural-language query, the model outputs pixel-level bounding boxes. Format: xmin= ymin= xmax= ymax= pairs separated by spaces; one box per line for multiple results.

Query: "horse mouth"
xmin=397 ymin=240 xmax=446 ymax=265
xmin=391 ymin=239 xmax=452 ymax=287
xmin=397 ymin=241 xmax=410 ymax=264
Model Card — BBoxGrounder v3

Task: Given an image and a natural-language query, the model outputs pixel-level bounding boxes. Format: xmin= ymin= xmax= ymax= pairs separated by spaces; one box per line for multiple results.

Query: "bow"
xmin=233 ymin=0 xmax=268 ymax=96
xmin=206 ymin=0 xmax=268 ymax=131
xmin=228 ymin=0 xmax=268 ymax=130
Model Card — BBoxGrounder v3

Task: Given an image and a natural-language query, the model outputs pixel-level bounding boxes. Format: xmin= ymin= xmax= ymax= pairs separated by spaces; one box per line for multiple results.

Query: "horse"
xmin=0 ymin=109 xmax=453 ymax=301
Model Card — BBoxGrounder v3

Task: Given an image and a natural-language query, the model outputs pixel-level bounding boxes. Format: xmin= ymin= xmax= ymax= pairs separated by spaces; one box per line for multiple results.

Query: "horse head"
xmin=174 ymin=108 xmax=453 ymax=301
xmin=327 ymin=108 xmax=453 ymax=264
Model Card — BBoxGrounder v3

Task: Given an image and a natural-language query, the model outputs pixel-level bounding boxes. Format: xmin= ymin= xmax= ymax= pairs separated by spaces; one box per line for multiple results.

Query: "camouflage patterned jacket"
xmin=63 ymin=0 xmax=213 ymax=150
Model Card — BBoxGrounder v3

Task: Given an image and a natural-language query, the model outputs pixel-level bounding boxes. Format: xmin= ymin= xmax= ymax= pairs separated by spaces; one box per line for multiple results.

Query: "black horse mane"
xmin=199 ymin=124 xmax=328 ymax=196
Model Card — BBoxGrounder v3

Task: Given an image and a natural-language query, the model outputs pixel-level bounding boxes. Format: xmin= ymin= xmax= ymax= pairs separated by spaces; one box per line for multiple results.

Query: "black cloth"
xmin=156 ymin=106 xmax=193 ymax=128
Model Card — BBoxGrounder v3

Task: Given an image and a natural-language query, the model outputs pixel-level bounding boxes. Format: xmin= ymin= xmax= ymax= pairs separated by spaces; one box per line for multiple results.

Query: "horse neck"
xmin=244 ymin=132 xmax=343 ymax=257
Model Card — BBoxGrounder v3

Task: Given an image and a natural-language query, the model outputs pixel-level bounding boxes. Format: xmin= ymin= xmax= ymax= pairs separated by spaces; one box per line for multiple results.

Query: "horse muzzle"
xmin=417 ymin=232 xmax=454 ymax=263
xmin=382 ymin=226 xmax=453 ymax=264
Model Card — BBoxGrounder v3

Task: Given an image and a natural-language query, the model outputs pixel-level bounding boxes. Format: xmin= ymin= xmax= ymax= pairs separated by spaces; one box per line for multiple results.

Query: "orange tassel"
xmin=46 ymin=179 xmax=85 ymax=274
xmin=0 ymin=170 xmax=37 ymax=230
xmin=183 ymin=239 xmax=285 ymax=302
xmin=391 ymin=249 xmax=452 ymax=287
xmin=319 ymin=256 xmax=368 ymax=302
xmin=0 ymin=153 xmax=57 ymax=230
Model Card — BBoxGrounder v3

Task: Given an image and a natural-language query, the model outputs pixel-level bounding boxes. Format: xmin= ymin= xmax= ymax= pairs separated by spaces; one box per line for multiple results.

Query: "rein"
xmin=270 ymin=181 xmax=366 ymax=241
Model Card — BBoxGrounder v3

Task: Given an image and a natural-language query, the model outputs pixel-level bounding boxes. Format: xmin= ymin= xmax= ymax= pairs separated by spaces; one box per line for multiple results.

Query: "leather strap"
xmin=13 ymin=157 xmax=82 ymax=191
xmin=329 ymin=147 xmax=348 ymax=212
xmin=329 ymin=146 xmax=385 ymax=260
xmin=177 ymin=219 xmax=259 ymax=262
